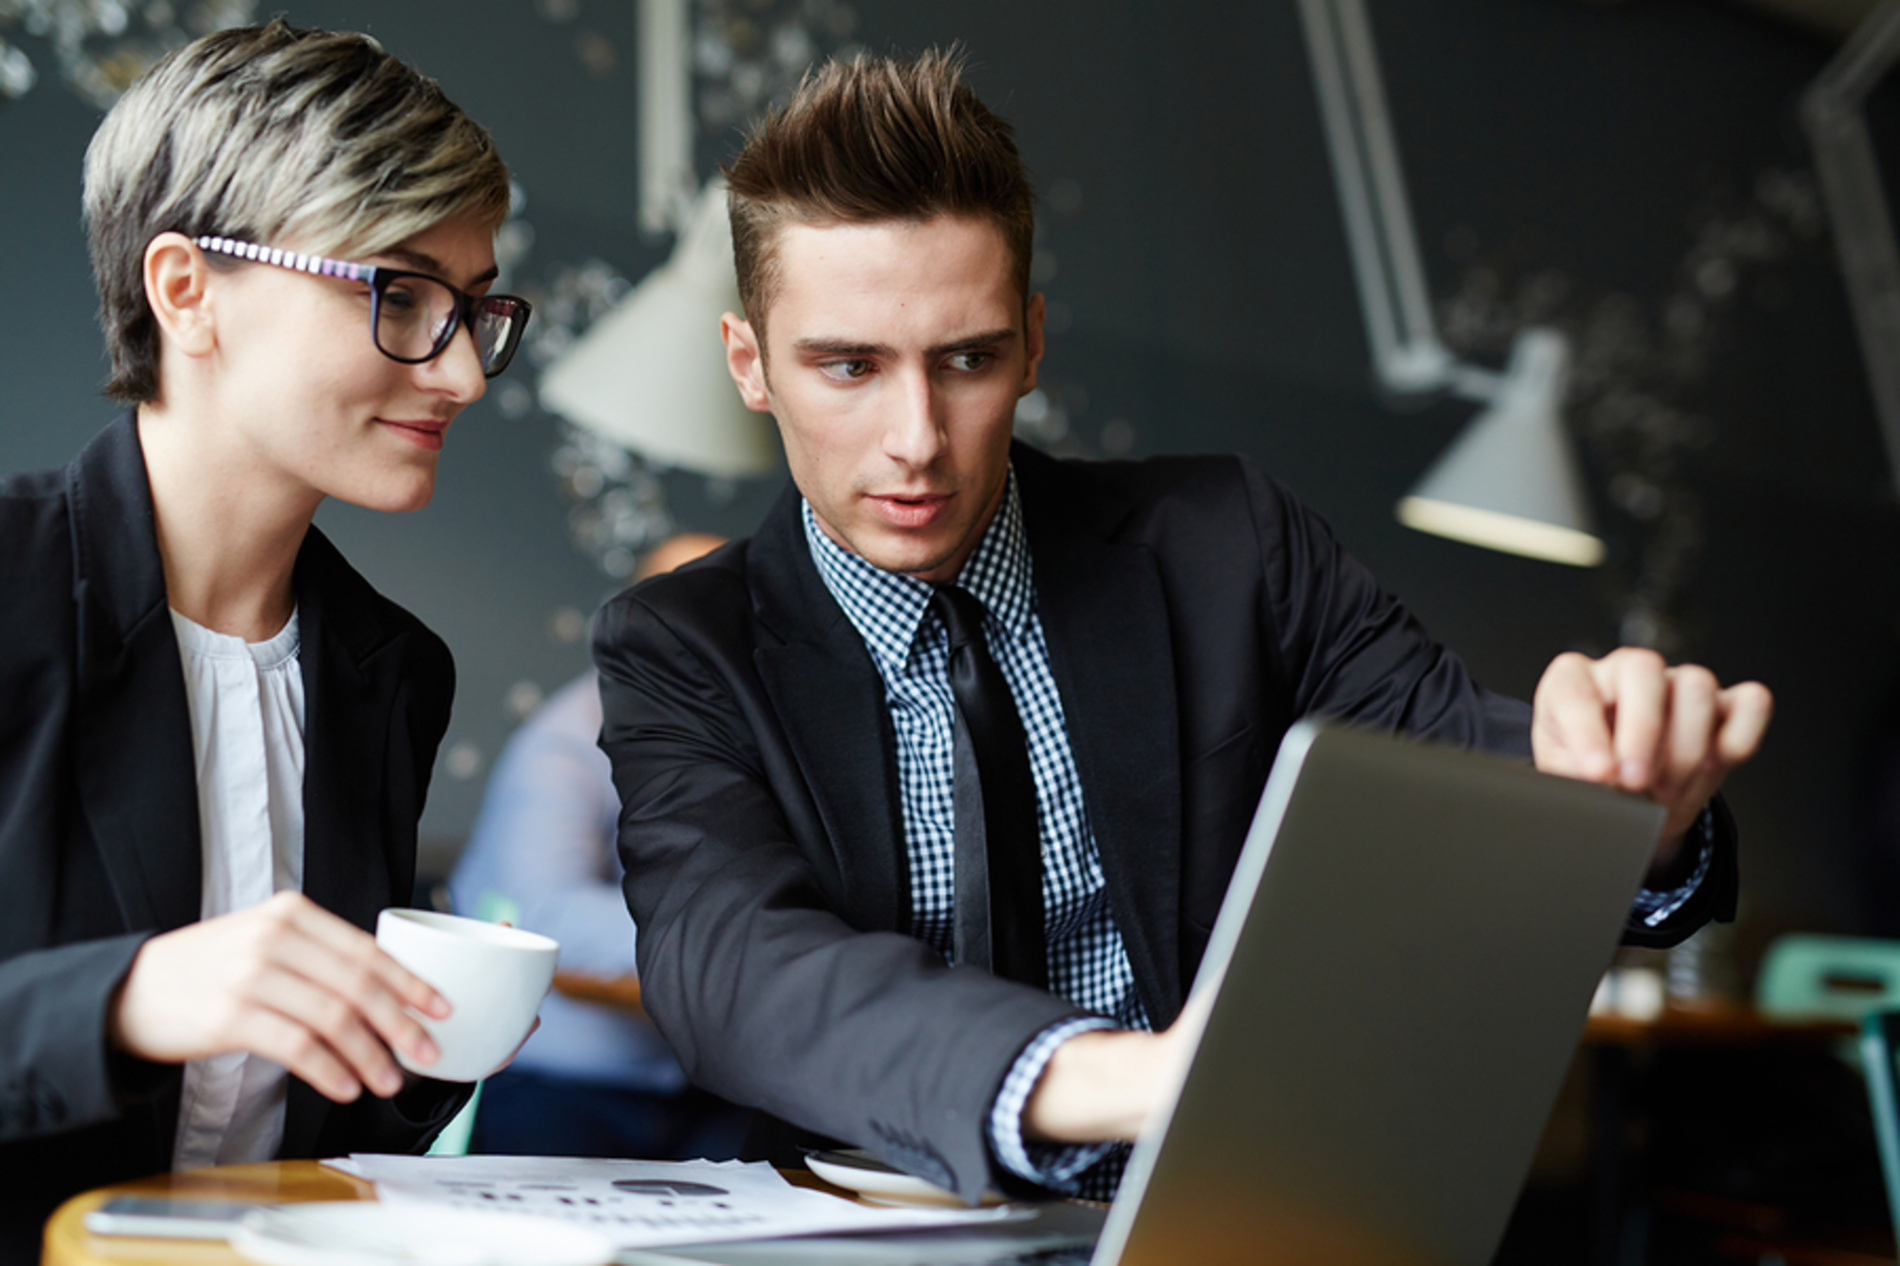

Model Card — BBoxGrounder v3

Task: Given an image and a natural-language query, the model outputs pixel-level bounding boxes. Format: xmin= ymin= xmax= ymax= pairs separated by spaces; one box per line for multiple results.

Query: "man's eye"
xmin=948 ymin=351 xmax=994 ymax=372
xmin=820 ymin=359 xmax=874 ymax=381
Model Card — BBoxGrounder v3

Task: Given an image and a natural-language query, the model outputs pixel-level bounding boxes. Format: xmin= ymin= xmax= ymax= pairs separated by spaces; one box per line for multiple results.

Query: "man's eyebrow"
xmin=792 ymin=337 xmax=894 ymax=357
xmin=790 ymin=329 xmax=1019 ymax=359
xmin=928 ymin=328 xmax=1017 ymax=357
xmin=378 ymin=247 xmax=500 ymax=288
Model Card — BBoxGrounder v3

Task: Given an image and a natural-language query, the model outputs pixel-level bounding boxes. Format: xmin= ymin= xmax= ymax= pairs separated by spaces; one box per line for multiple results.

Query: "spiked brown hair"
xmin=723 ymin=47 xmax=1035 ymax=346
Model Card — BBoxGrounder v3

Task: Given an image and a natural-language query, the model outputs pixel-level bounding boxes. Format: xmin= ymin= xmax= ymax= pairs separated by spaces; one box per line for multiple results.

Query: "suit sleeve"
xmin=310 ymin=1075 xmax=470 ymax=1157
xmin=594 ymin=587 xmax=1084 ymax=1203
xmin=1238 ymin=458 xmax=1733 ymax=944
xmin=1239 ymin=458 xmax=1534 ymax=754
xmin=0 ymin=938 xmax=159 ymax=1142
xmin=0 ymin=495 xmax=160 ymax=1143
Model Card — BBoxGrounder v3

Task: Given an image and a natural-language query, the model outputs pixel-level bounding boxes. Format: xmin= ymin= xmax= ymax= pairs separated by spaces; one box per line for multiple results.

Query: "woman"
xmin=0 ymin=20 xmax=531 ymax=1248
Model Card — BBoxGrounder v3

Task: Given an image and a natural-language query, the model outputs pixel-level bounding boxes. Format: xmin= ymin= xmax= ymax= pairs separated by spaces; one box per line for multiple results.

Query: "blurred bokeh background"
xmin=3 ymin=0 xmax=1893 ymax=962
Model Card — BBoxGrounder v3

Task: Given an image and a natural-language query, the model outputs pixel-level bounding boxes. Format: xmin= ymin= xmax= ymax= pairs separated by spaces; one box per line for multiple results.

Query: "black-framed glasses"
xmin=193 ymin=235 xmax=533 ymax=378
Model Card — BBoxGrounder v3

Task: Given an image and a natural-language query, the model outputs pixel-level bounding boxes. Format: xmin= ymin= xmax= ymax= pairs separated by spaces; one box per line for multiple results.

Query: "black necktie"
xmin=931 ymin=584 xmax=1046 ymax=989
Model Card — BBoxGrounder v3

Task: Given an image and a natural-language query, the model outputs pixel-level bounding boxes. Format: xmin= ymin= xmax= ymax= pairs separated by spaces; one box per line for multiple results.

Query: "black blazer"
xmin=0 ymin=416 xmax=466 ymax=1248
xmin=593 ymin=444 xmax=1736 ymax=1202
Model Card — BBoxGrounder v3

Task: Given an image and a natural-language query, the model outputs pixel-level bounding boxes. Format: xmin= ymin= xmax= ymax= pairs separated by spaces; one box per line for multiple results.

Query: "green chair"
xmin=1758 ymin=934 xmax=1900 ymax=1023
xmin=1862 ymin=1010 xmax=1900 ymax=1243
xmin=1640 ymin=941 xmax=1900 ymax=1262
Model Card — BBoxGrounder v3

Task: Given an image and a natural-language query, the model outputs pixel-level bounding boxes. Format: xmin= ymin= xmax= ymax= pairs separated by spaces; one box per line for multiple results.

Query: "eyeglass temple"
xmin=198 ymin=235 xmax=523 ymax=371
xmin=194 ymin=236 xmax=374 ymax=281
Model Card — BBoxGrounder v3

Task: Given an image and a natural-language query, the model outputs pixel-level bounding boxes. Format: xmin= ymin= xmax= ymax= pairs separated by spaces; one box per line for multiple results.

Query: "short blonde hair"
xmin=83 ymin=20 xmax=511 ymax=403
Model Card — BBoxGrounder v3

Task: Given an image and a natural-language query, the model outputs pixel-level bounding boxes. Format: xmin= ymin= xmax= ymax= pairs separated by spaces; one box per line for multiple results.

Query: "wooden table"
xmin=1583 ymin=999 xmax=1854 ymax=1048
xmin=43 ymin=1159 xmax=850 ymax=1266
xmin=551 ymin=970 xmax=644 ymax=1014
xmin=42 ymin=1160 xmax=373 ymax=1266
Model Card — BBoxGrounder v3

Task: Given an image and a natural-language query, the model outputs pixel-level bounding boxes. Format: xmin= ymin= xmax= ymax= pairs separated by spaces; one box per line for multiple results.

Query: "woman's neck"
xmin=136 ymin=403 xmax=319 ymax=642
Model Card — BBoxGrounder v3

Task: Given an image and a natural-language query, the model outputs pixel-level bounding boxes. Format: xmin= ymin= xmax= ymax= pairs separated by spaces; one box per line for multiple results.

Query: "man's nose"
xmin=881 ymin=368 xmax=945 ymax=468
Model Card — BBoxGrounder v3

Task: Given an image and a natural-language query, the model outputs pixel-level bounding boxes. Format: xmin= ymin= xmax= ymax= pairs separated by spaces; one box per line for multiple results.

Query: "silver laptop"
xmin=630 ymin=717 xmax=1666 ymax=1266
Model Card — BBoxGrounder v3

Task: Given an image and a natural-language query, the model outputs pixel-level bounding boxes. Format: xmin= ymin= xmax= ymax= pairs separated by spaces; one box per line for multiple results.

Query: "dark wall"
xmin=1 ymin=0 xmax=1889 ymax=939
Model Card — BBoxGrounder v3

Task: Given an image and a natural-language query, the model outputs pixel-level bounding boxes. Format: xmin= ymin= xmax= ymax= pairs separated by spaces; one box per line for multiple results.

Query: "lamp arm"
xmin=638 ymin=0 xmax=696 ymax=235
xmin=1809 ymin=0 xmax=1900 ymax=106
xmin=1802 ymin=0 xmax=1900 ymax=498
xmin=1298 ymin=0 xmax=1455 ymax=395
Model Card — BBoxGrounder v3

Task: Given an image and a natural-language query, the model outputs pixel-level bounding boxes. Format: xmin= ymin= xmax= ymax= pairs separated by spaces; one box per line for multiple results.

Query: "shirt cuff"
xmin=987 ymin=1015 xmax=1120 ymax=1190
xmin=1629 ymin=802 xmax=1716 ymax=929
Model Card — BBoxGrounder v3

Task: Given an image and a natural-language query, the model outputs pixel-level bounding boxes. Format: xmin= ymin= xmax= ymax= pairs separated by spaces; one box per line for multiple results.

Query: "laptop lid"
xmin=1097 ymin=718 xmax=1665 ymax=1266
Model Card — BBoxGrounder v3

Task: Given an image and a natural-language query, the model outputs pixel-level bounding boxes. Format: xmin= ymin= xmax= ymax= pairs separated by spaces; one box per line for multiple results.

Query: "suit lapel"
xmin=747 ymin=488 xmax=910 ymax=932
xmin=280 ymin=527 xmax=404 ymax=1159
xmin=67 ymin=417 xmax=202 ymax=938
xmin=294 ymin=529 xmax=399 ymax=931
xmin=1015 ymin=448 xmax=1185 ymax=1027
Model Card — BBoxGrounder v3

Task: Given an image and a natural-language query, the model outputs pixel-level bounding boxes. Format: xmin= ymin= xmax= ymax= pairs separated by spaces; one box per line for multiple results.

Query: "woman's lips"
xmin=379 ymin=418 xmax=447 ymax=452
xmin=868 ymin=493 xmax=951 ymax=529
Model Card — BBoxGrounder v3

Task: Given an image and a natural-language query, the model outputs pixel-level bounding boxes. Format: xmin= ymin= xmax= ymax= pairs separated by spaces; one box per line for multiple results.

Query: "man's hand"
xmin=108 ymin=891 xmax=451 ymax=1103
xmin=1531 ymin=648 xmax=1773 ymax=853
xmin=1024 ymin=991 xmax=1212 ymax=1144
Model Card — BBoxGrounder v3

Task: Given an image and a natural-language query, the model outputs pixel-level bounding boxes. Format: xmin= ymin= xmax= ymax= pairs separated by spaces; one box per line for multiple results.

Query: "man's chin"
xmin=858 ymin=535 xmax=963 ymax=582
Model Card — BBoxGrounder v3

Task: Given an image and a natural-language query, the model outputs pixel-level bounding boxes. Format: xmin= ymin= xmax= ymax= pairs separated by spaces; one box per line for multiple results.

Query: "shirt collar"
xmin=803 ymin=465 xmax=1034 ymax=673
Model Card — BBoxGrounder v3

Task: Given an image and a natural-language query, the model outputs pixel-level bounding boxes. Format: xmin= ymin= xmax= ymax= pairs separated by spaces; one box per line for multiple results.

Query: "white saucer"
xmin=804 ymin=1149 xmax=1007 ymax=1209
xmin=230 ymin=1201 xmax=615 ymax=1266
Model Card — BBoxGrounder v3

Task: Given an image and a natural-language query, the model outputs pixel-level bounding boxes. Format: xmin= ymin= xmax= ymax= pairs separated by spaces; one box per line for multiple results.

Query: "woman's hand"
xmin=108 ymin=891 xmax=450 ymax=1102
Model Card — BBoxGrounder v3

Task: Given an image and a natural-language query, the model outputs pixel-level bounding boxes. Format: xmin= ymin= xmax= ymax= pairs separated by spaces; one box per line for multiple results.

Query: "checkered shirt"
xmin=803 ymin=470 xmax=1135 ymax=1195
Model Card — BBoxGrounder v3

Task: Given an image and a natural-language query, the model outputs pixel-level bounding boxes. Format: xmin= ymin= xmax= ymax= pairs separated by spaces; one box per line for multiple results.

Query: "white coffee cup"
xmin=374 ymin=909 xmax=560 ymax=1082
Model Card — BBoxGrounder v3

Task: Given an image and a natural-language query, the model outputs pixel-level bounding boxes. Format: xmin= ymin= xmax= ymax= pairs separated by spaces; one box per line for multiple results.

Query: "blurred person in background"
xmin=451 ymin=533 xmax=750 ymax=1160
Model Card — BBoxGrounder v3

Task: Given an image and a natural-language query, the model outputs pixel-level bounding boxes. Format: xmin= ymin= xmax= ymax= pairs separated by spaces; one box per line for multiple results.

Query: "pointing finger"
xmin=1607 ymin=648 xmax=1668 ymax=792
xmin=1659 ymin=664 xmax=1719 ymax=802
xmin=1533 ymin=652 xmax=1617 ymax=782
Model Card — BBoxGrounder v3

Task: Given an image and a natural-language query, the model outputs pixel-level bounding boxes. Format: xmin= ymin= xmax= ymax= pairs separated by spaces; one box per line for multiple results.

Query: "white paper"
xmin=325 ymin=1155 xmax=1012 ymax=1250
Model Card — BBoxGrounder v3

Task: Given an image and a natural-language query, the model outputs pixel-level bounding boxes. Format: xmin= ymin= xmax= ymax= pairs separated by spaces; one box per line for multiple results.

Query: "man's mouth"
xmin=868 ymin=491 xmax=951 ymax=529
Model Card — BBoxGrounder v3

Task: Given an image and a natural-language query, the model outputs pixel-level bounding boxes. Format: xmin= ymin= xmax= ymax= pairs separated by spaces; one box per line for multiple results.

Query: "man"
xmin=592 ymin=49 xmax=1771 ymax=1204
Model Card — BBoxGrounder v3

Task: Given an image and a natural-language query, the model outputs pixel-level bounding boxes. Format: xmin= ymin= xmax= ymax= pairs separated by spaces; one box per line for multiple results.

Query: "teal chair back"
xmin=1757 ymin=934 xmax=1900 ymax=1022
xmin=1860 ymin=1010 xmax=1900 ymax=1241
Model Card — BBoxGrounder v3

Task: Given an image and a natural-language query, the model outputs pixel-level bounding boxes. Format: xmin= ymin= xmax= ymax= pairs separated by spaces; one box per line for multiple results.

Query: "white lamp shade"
xmin=1395 ymin=328 xmax=1605 ymax=567
xmin=539 ymin=178 xmax=779 ymax=478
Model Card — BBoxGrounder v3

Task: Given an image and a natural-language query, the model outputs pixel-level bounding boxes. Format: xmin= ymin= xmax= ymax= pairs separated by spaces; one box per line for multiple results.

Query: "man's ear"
xmin=144 ymin=232 xmax=216 ymax=359
xmin=721 ymin=312 xmax=772 ymax=413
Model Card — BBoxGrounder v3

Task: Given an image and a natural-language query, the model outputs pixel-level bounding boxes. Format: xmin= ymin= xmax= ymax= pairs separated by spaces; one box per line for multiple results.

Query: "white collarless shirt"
xmin=167 ymin=608 xmax=306 ymax=1171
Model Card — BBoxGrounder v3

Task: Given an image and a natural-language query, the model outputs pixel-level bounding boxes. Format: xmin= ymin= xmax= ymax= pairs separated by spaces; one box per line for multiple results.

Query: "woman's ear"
xmin=143 ymin=232 xmax=216 ymax=358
